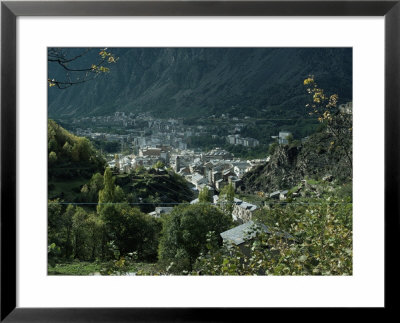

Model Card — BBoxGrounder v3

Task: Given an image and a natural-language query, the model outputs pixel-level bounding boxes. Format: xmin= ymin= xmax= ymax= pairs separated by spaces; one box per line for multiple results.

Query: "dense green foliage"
xmin=158 ymin=204 xmax=232 ymax=272
xmin=198 ymin=186 xmax=212 ymax=203
xmin=115 ymin=167 xmax=194 ymax=213
xmin=80 ymin=173 xmax=104 ymax=203
xmin=48 ymin=120 xmax=106 ymax=202
xmin=96 ymin=168 xmax=162 ymax=260
xmin=194 ymin=182 xmax=352 ymax=275
xmin=48 ymin=119 xmax=105 ymax=179
xmin=218 ymin=183 xmax=235 ymax=217
xmin=48 ymin=167 xmax=162 ymax=270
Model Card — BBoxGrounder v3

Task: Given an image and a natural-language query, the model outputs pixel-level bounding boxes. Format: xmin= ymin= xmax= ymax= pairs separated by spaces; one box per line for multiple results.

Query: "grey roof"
xmin=233 ymin=162 xmax=249 ymax=168
xmin=237 ymin=200 xmax=257 ymax=211
xmin=232 ymin=198 xmax=257 ymax=211
xmin=220 ymin=221 xmax=271 ymax=246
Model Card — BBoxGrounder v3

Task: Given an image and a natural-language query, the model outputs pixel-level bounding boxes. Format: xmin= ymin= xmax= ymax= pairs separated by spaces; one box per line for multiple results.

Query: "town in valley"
xmin=48 ymin=48 xmax=353 ymax=276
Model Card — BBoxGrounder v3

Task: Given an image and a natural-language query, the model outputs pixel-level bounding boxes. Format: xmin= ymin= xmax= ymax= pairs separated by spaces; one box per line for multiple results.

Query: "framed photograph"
xmin=1 ymin=0 xmax=398 ymax=321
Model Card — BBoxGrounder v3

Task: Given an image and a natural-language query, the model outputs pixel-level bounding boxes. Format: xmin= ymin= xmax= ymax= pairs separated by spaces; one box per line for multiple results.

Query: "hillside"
xmin=48 ymin=119 xmax=106 ymax=177
xmin=48 ymin=119 xmax=106 ymax=200
xmin=48 ymin=48 xmax=352 ymax=119
xmin=114 ymin=167 xmax=195 ymax=213
xmin=240 ymin=117 xmax=352 ymax=194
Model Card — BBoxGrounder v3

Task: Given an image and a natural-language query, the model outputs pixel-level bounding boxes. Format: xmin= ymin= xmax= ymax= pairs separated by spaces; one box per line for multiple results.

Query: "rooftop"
xmin=220 ymin=221 xmax=271 ymax=246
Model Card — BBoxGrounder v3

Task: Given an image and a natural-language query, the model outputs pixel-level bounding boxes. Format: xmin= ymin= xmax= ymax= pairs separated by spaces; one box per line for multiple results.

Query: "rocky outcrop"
xmin=240 ymin=131 xmax=352 ymax=194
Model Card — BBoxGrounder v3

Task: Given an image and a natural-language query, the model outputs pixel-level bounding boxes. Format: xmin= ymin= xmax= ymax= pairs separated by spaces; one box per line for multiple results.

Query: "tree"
xmin=195 ymin=194 xmax=352 ymax=276
xmin=198 ymin=186 xmax=212 ymax=203
xmin=48 ymin=48 xmax=118 ymax=89
xmin=153 ymin=161 xmax=165 ymax=170
xmin=72 ymin=207 xmax=89 ymax=259
xmin=97 ymin=167 xmax=119 ymax=258
xmin=62 ymin=141 xmax=72 ymax=156
xmin=97 ymin=168 xmax=116 ymax=213
xmin=48 ymin=199 xmax=63 ymax=262
xmin=49 ymin=151 xmax=57 ymax=164
xmin=53 ymin=207 xmax=102 ymax=261
xmin=81 ymin=172 xmax=104 ymax=203
xmin=304 ymin=76 xmax=352 ymax=167
xmin=48 ymin=200 xmax=74 ymax=260
xmin=158 ymin=204 xmax=232 ymax=272
xmin=110 ymin=206 xmax=161 ymax=260
xmin=219 ymin=183 xmax=235 ymax=217
xmin=86 ymin=213 xmax=105 ymax=260
xmin=62 ymin=204 xmax=75 ymax=259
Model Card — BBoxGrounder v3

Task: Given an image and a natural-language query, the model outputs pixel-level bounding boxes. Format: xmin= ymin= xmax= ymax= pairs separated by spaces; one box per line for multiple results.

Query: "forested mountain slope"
xmin=48 ymin=48 xmax=352 ymax=119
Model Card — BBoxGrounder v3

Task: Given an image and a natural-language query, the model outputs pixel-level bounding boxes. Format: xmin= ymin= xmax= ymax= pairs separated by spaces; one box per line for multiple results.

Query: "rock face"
xmin=240 ymin=130 xmax=352 ymax=194
xmin=48 ymin=48 xmax=352 ymax=119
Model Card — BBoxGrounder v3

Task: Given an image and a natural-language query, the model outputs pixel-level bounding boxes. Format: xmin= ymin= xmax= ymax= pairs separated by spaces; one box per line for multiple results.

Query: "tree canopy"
xmin=158 ymin=204 xmax=232 ymax=272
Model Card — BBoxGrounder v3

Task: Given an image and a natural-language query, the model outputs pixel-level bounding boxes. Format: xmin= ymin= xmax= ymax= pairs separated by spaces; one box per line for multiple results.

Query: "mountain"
xmin=48 ymin=48 xmax=352 ymax=119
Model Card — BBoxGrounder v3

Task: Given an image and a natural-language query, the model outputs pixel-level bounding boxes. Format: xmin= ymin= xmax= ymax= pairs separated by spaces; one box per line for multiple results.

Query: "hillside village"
xmin=104 ymin=129 xmax=333 ymax=239
xmin=67 ymin=110 xmax=300 ymax=219
xmin=48 ymin=99 xmax=352 ymax=276
xmin=68 ymin=103 xmax=351 ymax=236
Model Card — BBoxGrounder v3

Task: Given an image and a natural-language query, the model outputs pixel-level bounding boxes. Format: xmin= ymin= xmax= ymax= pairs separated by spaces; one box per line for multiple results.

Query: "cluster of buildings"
xmin=173 ymin=148 xmax=266 ymax=195
xmin=71 ymin=111 xmax=268 ymax=157
xmin=107 ymin=145 xmax=267 ymax=226
xmin=72 ymin=111 xmax=146 ymax=128
xmin=72 ymin=111 xmax=302 ymax=253
xmin=107 ymin=145 xmax=267 ymax=193
xmin=226 ymin=134 xmax=260 ymax=147
xmin=74 ymin=128 xmax=132 ymax=143
xmin=107 ymin=146 xmax=172 ymax=171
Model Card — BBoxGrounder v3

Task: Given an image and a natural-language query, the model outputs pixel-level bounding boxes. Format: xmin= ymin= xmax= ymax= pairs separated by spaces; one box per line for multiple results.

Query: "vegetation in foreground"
xmin=48 ymin=174 xmax=352 ymax=276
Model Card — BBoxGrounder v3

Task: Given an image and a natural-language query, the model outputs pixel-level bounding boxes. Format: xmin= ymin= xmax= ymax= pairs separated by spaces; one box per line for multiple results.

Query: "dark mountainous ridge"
xmin=48 ymin=48 xmax=352 ymax=119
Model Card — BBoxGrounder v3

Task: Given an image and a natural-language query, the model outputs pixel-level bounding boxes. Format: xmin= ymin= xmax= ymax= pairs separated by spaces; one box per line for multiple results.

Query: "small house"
xmin=220 ymin=221 xmax=271 ymax=257
xmin=220 ymin=221 xmax=295 ymax=259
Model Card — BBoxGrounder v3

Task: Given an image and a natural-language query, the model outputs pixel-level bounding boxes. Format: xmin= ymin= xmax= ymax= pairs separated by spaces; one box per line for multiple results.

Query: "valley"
xmin=48 ymin=48 xmax=353 ymax=276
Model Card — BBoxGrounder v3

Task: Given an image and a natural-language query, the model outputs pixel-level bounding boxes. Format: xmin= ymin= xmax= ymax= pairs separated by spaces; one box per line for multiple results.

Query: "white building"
xmin=232 ymin=198 xmax=258 ymax=223
xmin=232 ymin=162 xmax=252 ymax=178
xmin=278 ymin=132 xmax=292 ymax=145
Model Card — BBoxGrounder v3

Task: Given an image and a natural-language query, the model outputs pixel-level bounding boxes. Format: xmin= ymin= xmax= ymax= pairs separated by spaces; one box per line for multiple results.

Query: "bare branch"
xmin=48 ymin=48 xmax=118 ymax=90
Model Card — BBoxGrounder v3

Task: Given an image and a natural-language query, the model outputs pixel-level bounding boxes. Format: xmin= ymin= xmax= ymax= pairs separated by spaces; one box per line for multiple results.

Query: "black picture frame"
xmin=1 ymin=0 xmax=398 ymax=321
